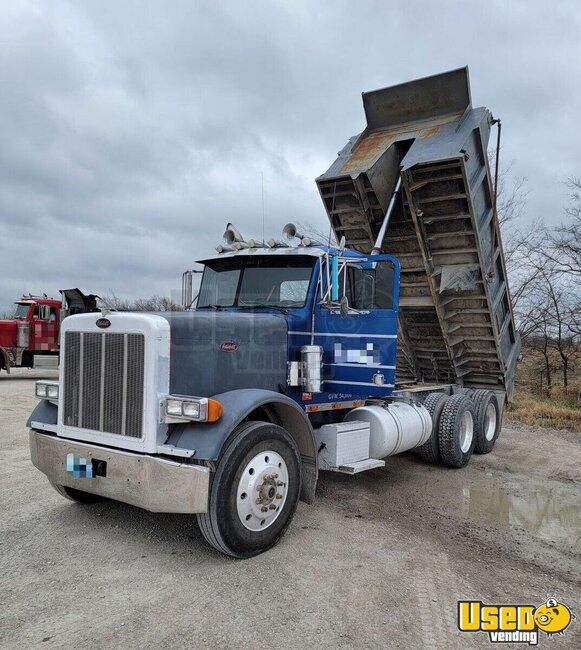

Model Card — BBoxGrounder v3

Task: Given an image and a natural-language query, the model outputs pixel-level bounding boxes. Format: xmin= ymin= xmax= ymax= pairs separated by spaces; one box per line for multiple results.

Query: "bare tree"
xmin=490 ymin=153 xmax=530 ymax=228
xmin=132 ymin=295 xmax=183 ymax=312
xmin=546 ymin=177 xmax=581 ymax=276
xmin=295 ymin=220 xmax=338 ymax=247
xmin=101 ymin=293 xmax=183 ymax=312
xmin=527 ymin=324 xmax=554 ymax=396
xmin=566 ymin=296 xmax=581 ymax=338
xmin=541 ymin=270 xmax=577 ymax=393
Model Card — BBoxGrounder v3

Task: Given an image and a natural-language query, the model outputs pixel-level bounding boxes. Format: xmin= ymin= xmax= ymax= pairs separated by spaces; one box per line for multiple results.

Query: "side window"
xmin=345 ymin=261 xmax=394 ymax=309
xmin=374 ymin=261 xmax=395 ymax=309
xmin=36 ymin=305 xmax=51 ymax=320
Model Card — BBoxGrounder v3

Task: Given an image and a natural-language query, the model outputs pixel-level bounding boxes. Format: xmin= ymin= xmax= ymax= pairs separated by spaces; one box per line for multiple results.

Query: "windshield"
xmin=13 ymin=303 xmax=31 ymax=319
xmin=198 ymin=257 xmax=315 ymax=308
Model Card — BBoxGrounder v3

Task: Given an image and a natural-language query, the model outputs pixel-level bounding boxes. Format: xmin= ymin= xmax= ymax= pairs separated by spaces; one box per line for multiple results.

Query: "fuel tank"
xmin=344 ymin=401 xmax=431 ymax=458
xmin=17 ymin=322 xmax=30 ymax=347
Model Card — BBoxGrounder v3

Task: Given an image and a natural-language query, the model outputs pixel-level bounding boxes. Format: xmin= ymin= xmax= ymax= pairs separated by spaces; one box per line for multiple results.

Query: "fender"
xmin=0 ymin=346 xmax=11 ymax=373
xmin=166 ymin=388 xmax=318 ymax=504
xmin=26 ymin=399 xmax=58 ymax=428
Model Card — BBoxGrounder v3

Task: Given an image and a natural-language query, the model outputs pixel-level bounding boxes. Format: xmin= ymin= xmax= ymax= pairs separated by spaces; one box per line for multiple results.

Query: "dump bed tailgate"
xmin=317 ymin=67 xmax=520 ymax=398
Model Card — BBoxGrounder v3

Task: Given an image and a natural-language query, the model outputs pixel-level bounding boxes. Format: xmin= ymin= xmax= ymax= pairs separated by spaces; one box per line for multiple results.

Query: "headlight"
xmin=162 ymin=396 xmax=222 ymax=422
xmin=182 ymin=401 xmax=201 ymax=418
xmin=36 ymin=383 xmax=48 ymax=398
xmin=166 ymin=399 xmax=184 ymax=416
xmin=35 ymin=381 xmax=59 ymax=401
xmin=47 ymin=384 xmax=59 ymax=399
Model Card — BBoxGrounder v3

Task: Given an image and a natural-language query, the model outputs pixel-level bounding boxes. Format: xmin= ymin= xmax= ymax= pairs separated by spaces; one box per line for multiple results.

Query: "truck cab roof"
xmin=197 ymin=243 xmax=369 ymax=265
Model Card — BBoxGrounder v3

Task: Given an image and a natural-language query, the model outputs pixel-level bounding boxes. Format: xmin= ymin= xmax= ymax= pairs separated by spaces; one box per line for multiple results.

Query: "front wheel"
xmin=197 ymin=421 xmax=302 ymax=558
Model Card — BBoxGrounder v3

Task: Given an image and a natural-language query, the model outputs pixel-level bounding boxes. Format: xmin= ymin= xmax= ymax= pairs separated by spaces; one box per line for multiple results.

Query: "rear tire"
xmin=472 ymin=390 xmax=501 ymax=454
xmin=49 ymin=481 xmax=105 ymax=504
xmin=197 ymin=421 xmax=301 ymax=558
xmin=438 ymin=394 xmax=476 ymax=468
xmin=416 ymin=393 xmax=448 ymax=464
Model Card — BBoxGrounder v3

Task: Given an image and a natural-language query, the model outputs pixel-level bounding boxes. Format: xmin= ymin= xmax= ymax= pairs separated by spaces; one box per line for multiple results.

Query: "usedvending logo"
xmin=458 ymin=598 xmax=574 ymax=645
xmin=219 ymin=341 xmax=238 ymax=352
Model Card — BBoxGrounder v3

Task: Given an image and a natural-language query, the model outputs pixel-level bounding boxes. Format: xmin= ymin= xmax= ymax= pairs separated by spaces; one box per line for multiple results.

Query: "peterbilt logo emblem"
xmin=96 ymin=318 xmax=111 ymax=329
xmin=220 ymin=341 xmax=238 ymax=352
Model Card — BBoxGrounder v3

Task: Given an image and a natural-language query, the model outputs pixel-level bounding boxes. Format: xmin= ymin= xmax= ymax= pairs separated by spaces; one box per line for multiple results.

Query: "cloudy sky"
xmin=1 ymin=0 xmax=580 ymax=312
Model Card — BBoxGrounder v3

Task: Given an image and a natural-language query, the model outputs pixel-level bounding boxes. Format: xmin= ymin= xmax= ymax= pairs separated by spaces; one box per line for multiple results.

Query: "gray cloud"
xmin=1 ymin=0 xmax=580 ymax=312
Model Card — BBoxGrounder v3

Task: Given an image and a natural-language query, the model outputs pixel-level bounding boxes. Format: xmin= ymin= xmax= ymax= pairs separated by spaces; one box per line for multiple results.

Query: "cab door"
xmin=313 ymin=255 xmax=400 ymax=400
xmin=29 ymin=304 xmax=59 ymax=352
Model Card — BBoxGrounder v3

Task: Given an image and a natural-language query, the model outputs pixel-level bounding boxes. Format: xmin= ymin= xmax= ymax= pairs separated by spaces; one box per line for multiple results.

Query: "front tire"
xmin=197 ymin=421 xmax=301 ymax=558
xmin=438 ymin=394 xmax=476 ymax=468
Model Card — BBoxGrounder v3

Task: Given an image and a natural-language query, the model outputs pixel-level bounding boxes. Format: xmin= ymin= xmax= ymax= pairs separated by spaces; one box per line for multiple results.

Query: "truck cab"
xmin=0 ymin=296 xmax=61 ymax=372
xmin=194 ymin=243 xmax=400 ymax=411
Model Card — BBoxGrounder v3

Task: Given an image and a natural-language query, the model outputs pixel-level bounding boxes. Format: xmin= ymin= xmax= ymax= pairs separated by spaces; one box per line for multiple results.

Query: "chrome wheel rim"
xmin=459 ymin=411 xmax=474 ymax=453
xmin=484 ymin=403 xmax=497 ymax=441
xmin=236 ymin=450 xmax=289 ymax=532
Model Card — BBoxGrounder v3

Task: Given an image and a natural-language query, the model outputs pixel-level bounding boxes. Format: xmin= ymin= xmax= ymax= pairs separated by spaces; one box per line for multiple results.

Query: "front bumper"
xmin=30 ymin=431 xmax=210 ymax=514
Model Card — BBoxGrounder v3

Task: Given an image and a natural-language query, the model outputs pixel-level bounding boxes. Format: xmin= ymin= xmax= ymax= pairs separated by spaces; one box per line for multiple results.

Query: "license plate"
xmin=66 ymin=453 xmax=94 ymax=478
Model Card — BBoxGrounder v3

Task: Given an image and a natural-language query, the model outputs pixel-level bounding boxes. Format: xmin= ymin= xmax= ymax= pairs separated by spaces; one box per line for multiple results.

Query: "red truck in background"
xmin=0 ymin=289 xmax=99 ymax=374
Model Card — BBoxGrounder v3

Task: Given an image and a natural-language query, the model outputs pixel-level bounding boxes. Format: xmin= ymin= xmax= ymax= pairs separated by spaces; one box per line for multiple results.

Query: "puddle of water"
xmin=461 ymin=481 xmax=581 ymax=551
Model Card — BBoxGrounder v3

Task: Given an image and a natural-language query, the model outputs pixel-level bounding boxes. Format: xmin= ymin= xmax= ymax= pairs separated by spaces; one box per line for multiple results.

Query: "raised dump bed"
xmin=317 ymin=67 xmax=520 ymax=398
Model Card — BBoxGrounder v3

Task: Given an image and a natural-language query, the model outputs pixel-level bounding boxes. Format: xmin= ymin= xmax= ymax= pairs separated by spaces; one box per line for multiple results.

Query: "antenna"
xmin=261 ymin=172 xmax=265 ymax=245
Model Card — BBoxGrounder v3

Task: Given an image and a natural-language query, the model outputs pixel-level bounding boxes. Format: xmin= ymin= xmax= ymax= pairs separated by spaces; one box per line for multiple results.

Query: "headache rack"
xmin=317 ymin=67 xmax=520 ymax=398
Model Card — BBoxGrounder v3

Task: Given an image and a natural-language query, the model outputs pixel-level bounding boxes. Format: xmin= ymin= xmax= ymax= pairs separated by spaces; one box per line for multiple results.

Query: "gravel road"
xmin=1 ymin=369 xmax=579 ymax=649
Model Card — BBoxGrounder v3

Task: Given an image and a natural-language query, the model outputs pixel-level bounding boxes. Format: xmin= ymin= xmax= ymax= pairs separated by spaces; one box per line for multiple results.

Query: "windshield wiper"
xmin=198 ymin=304 xmax=225 ymax=311
xmin=237 ymin=305 xmax=289 ymax=314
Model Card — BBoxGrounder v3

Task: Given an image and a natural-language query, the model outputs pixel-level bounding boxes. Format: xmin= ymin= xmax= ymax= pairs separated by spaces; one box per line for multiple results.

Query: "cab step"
xmin=336 ymin=459 xmax=385 ymax=474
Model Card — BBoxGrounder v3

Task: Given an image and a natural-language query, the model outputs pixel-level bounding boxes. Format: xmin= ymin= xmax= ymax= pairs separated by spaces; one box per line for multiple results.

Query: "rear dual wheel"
xmin=417 ymin=392 xmax=448 ymax=464
xmin=472 ymin=390 xmax=501 ymax=454
xmin=438 ymin=394 xmax=477 ymax=468
xmin=197 ymin=421 xmax=301 ymax=558
xmin=427 ymin=389 xmax=502 ymax=468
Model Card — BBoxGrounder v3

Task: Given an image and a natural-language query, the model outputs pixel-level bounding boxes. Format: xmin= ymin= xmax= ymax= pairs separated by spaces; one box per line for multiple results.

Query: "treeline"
xmin=0 ymin=294 xmax=183 ymax=320
xmin=101 ymin=293 xmax=183 ymax=313
xmin=506 ymin=178 xmax=580 ymax=397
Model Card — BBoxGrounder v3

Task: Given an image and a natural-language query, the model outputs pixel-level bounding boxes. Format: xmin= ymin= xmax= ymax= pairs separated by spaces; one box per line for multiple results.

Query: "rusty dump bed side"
xmin=316 ymin=67 xmax=520 ymax=399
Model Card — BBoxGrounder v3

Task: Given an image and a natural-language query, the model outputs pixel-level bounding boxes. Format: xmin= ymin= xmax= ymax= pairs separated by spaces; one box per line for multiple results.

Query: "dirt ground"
xmin=1 ymin=369 xmax=579 ymax=649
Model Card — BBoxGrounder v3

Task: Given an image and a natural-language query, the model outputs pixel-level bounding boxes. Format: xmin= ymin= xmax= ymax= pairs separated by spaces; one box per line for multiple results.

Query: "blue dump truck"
xmin=28 ymin=68 xmax=520 ymax=557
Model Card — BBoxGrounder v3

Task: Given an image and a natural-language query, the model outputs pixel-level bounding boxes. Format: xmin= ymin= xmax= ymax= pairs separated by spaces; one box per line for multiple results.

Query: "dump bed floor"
xmin=317 ymin=68 xmax=520 ymax=398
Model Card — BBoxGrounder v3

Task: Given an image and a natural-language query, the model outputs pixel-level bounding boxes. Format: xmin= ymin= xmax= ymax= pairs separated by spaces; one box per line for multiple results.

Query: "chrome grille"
xmin=63 ymin=331 xmax=145 ymax=437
